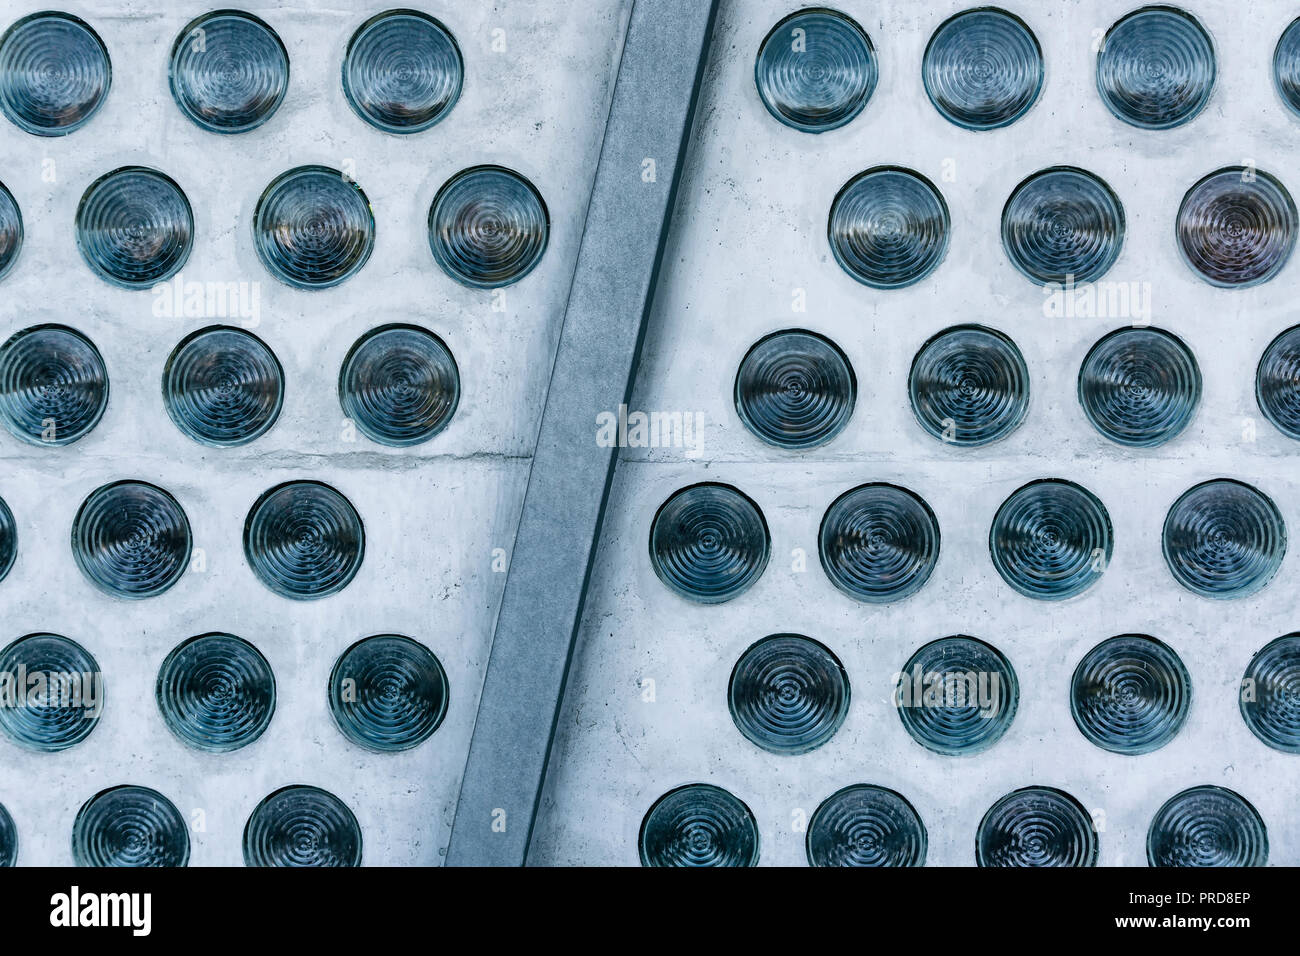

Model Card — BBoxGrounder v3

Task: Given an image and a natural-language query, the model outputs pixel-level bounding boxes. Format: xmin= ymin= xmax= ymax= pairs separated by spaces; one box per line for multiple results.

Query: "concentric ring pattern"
xmin=328 ymin=635 xmax=449 ymax=752
xmin=990 ymin=479 xmax=1112 ymax=600
xmin=829 ymin=167 xmax=949 ymax=289
xmin=1147 ymin=786 xmax=1268 ymax=867
xmin=72 ymin=786 xmax=189 ymax=867
xmin=156 ymin=633 xmax=276 ymax=753
xmin=169 ymin=10 xmax=289 ymax=133
xmin=806 ymin=785 xmax=927 ymax=867
xmin=922 ymin=7 xmax=1042 ymax=130
xmin=244 ymin=480 xmax=365 ymax=600
xmin=1096 ymin=5 xmax=1215 ymax=129
xmin=639 ymin=783 xmax=759 ymax=867
xmin=1275 ymin=17 xmax=1300 ymax=118
xmin=72 ymin=481 xmax=191 ymax=599
xmin=243 ymin=785 xmax=363 ymax=867
xmin=1240 ymin=633 xmax=1300 ymax=753
xmin=908 ymin=324 xmax=1029 ymax=446
xmin=0 ymin=633 xmax=101 ymax=752
xmin=1078 ymin=327 xmax=1201 ymax=447
xmin=727 ymin=633 xmax=850 ymax=755
xmin=343 ymin=9 xmax=462 ymax=133
xmin=0 ymin=803 xmax=14 ymax=867
xmin=75 ymin=166 xmax=193 ymax=287
xmin=734 ymin=329 xmax=856 ymax=449
xmin=428 ymin=165 xmax=549 ymax=288
xmin=896 ymin=635 xmax=1018 ymax=755
xmin=1176 ymin=167 xmax=1297 ymax=287
xmin=163 ymin=326 xmax=284 ymax=446
xmin=976 ymin=786 xmax=1098 ymax=867
xmin=0 ymin=494 xmax=13 ymax=583
xmin=649 ymin=483 xmax=769 ymax=604
xmin=754 ymin=8 xmax=876 ymax=133
xmin=1257 ymin=325 xmax=1300 ymax=440
xmin=1070 ymin=634 xmax=1191 ymax=754
xmin=1162 ymin=479 xmax=1286 ymax=599
xmin=819 ymin=483 xmax=939 ymax=603
xmin=254 ymin=166 xmax=375 ymax=289
xmin=1001 ymin=166 xmax=1124 ymax=284
xmin=0 ymin=324 xmax=108 ymax=446
xmin=338 ymin=324 xmax=460 ymax=446
xmin=0 ymin=180 xmax=22 ymax=279
xmin=0 ymin=12 xmax=110 ymax=135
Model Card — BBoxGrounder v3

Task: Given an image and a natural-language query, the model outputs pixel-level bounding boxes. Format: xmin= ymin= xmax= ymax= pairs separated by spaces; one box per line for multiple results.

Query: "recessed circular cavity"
xmin=0 ymin=803 xmax=14 ymax=866
xmin=1001 ymin=166 xmax=1124 ymax=284
xmin=648 ymin=483 xmax=769 ymax=604
xmin=1177 ymin=167 xmax=1297 ymax=288
xmin=0 ymin=324 xmax=108 ymax=447
xmin=0 ymin=632 xmax=101 ymax=752
xmin=428 ymin=165 xmax=548 ymax=288
xmin=163 ymin=326 xmax=284 ymax=447
xmin=908 ymin=324 xmax=1029 ymax=446
xmin=896 ymin=635 xmax=1018 ymax=756
xmin=1162 ymin=479 xmax=1286 ymax=599
xmin=1258 ymin=325 xmax=1300 ymax=440
xmin=977 ymin=786 xmax=1098 ymax=867
xmin=1078 ymin=326 xmax=1201 ymax=447
xmin=806 ymin=785 xmax=926 ymax=867
xmin=734 ymin=329 xmax=856 ymax=449
xmin=244 ymin=480 xmax=365 ymax=600
xmin=1147 ymin=786 xmax=1267 ymax=867
xmin=243 ymin=785 xmax=362 ymax=867
xmin=1275 ymin=18 xmax=1300 ymax=118
xmin=155 ymin=632 xmax=275 ymax=753
xmin=343 ymin=9 xmax=462 ymax=133
xmin=728 ymin=633 xmax=849 ymax=755
xmin=990 ymin=478 xmax=1112 ymax=600
xmin=0 ymin=180 xmax=22 ymax=279
xmin=169 ymin=10 xmax=288 ymax=133
xmin=1096 ymin=5 xmax=1215 ymax=129
xmin=72 ymin=481 xmax=191 ymax=599
xmin=73 ymin=785 xmax=189 ymax=867
xmin=339 ymin=324 xmax=460 ymax=446
xmin=829 ymin=167 xmax=949 ymax=289
xmin=754 ymin=7 xmax=876 ymax=133
xmin=0 ymin=495 xmax=15 ymax=584
xmin=819 ymin=483 xmax=940 ymax=603
xmin=638 ymin=783 xmax=759 ymax=867
xmin=1240 ymin=633 xmax=1300 ymax=753
xmin=0 ymin=12 xmax=110 ymax=135
xmin=923 ymin=7 xmax=1042 ymax=130
xmin=1070 ymin=634 xmax=1191 ymax=754
xmin=254 ymin=165 xmax=374 ymax=289
xmin=328 ymin=634 xmax=449 ymax=752
xmin=75 ymin=166 xmax=193 ymax=288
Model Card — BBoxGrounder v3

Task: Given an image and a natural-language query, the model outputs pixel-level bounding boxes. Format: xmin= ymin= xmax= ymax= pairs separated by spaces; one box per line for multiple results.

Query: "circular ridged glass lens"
xmin=243 ymin=785 xmax=362 ymax=867
xmin=819 ymin=483 xmax=939 ymax=603
xmin=977 ymin=786 xmax=1098 ymax=867
xmin=244 ymin=480 xmax=365 ymax=600
xmin=734 ymin=329 xmax=856 ymax=449
xmin=254 ymin=166 xmax=374 ymax=289
xmin=1078 ymin=327 xmax=1201 ymax=447
xmin=72 ymin=481 xmax=191 ymax=599
xmin=169 ymin=10 xmax=288 ymax=133
xmin=1258 ymin=325 xmax=1300 ymax=440
xmin=806 ymin=785 xmax=926 ymax=867
xmin=754 ymin=8 xmax=876 ymax=133
xmin=922 ymin=7 xmax=1042 ymax=130
xmin=328 ymin=634 xmax=448 ymax=752
xmin=156 ymin=633 xmax=275 ymax=753
xmin=1177 ymin=167 xmax=1297 ymax=288
xmin=76 ymin=166 xmax=193 ymax=287
xmin=0 ymin=180 xmax=21 ymax=279
xmin=896 ymin=635 xmax=1018 ymax=756
xmin=1147 ymin=786 xmax=1267 ymax=867
xmin=0 ymin=324 xmax=108 ymax=446
xmin=908 ymin=324 xmax=1029 ymax=446
xmin=829 ymin=167 xmax=949 ymax=289
xmin=0 ymin=633 xmax=100 ymax=752
xmin=0 ymin=12 xmax=110 ymax=136
xmin=1096 ymin=6 xmax=1214 ymax=129
xmin=728 ymin=633 xmax=849 ymax=755
xmin=1276 ymin=18 xmax=1300 ymax=117
xmin=73 ymin=786 xmax=189 ymax=867
xmin=1070 ymin=634 xmax=1191 ymax=754
xmin=343 ymin=9 xmax=462 ymax=133
xmin=639 ymin=783 xmax=759 ymax=867
xmin=649 ymin=483 xmax=769 ymax=604
xmin=428 ymin=165 xmax=548 ymax=289
xmin=163 ymin=326 xmax=284 ymax=447
xmin=1001 ymin=166 xmax=1124 ymax=284
xmin=990 ymin=479 xmax=1112 ymax=600
xmin=339 ymin=324 xmax=460 ymax=446
xmin=0 ymin=803 xmax=14 ymax=866
xmin=1162 ymin=479 xmax=1285 ymax=599
xmin=0 ymin=495 xmax=15 ymax=584
xmin=1240 ymin=633 xmax=1300 ymax=753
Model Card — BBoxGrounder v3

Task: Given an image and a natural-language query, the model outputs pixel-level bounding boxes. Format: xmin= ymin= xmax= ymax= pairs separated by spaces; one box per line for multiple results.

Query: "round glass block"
xmin=638 ymin=783 xmax=759 ymax=867
xmin=818 ymin=483 xmax=939 ymax=603
xmin=1096 ymin=5 xmax=1215 ymax=129
xmin=733 ymin=329 xmax=856 ymax=449
xmin=72 ymin=785 xmax=189 ymax=867
xmin=896 ymin=635 xmax=1018 ymax=756
xmin=829 ymin=166 xmax=949 ymax=289
xmin=754 ymin=7 xmax=876 ymax=133
xmin=976 ymin=786 xmax=1098 ymax=867
xmin=806 ymin=785 xmax=926 ymax=867
xmin=338 ymin=324 xmax=460 ymax=446
xmin=1078 ymin=326 xmax=1201 ymax=447
xmin=343 ymin=9 xmax=462 ymax=133
xmin=908 ymin=324 xmax=1029 ymax=446
xmin=0 ymin=12 xmax=110 ymax=136
xmin=254 ymin=165 xmax=375 ymax=289
xmin=923 ymin=7 xmax=1042 ymax=130
xmin=0 ymin=324 xmax=108 ymax=447
xmin=1257 ymin=325 xmax=1300 ymax=440
xmin=328 ymin=634 xmax=449 ymax=752
xmin=1001 ymin=166 xmax=1124 ymax=284
xmin=728 ymin=633 xmax=849 ymax=755
xmin=76 ymin=166 xmax=193 ymax=288
xmin=163 ymin=326 xmax=284 ymax=447
xmin=1240 ymin=633 xmax=1300 ymax=754
xmin=169 ymin=10 xmax=288 ymax=133
xmin=1162 ymin=479 xmax=1286 ymax=599
xmin=0 ymin=632 xmax=101 ymax=752
xmin=0 ymin=180 xmax=22 ymax=279
xmin=244 ymin=480 xmax=365 ymax=600
xmin=649 ymin=483 xmax=769 ymax=603
xmin=243 ymin=785 xmax=362 ymax=867
xmin=72 ymin=481 xmax=191 ymax=599
xmin=1147 ymin=786 xmax=1267 ymax=867
xmin=0 ymin=494 xmax=14 ymax=583
xmin=156 ymin=633 xmax=275 ymax=753
xmin=1176 ymin=167 xmax=1297 ymax=288
xmin=0 ymin=803 xmax=14 ymax=866
xmin=989 ymin=478 xmax=1112 ymax=600
xmin=428 ymin=165 xmax=548 ymax=288
xmin=1070 ymin=634 xmax=1191 ymax=754
xmin=1275 ymin=17 xmax=1300 ymax=118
